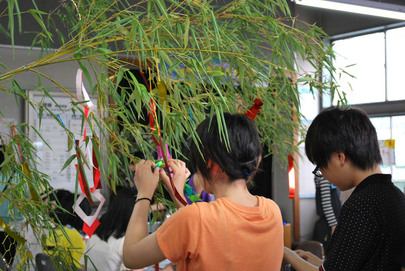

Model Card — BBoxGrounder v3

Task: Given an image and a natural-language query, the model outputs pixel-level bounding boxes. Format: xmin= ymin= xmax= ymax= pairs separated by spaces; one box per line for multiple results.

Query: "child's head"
xmin=49 ymin=189 xmax=91 ymax=231
xmin=96 ymin=186 xmax=137 ymax=241
xmin=189 ymin=113 xmax=262 ymax=182
xmin=305 ymin=106 xmax=382 ymax=171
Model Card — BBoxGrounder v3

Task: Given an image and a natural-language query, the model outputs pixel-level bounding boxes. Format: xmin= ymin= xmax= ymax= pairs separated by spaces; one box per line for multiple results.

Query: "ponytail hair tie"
xmin=242 ymin=168 xmax=252 ymax=176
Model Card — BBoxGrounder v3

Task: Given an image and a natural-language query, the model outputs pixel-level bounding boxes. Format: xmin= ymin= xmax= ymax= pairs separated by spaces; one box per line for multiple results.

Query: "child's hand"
xmin=133 ymin=160 xmax=160 ymax=199
xmin=295 ymin=249 xmax=323 ymax=267
xmin=159 ymin=159 xmax=190 ymax=207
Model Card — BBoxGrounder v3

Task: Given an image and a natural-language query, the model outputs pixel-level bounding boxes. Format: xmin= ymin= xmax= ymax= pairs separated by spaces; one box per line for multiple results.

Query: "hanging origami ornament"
xmin=245 ymin=98 xmax=263 ymax=120
xmin=73 ymin=69 xmax=105 ymax=236
xmin=73 ymin=190 xmax=105 ymax=237
xmin=184 ymin=182 xmax=202 ymax=203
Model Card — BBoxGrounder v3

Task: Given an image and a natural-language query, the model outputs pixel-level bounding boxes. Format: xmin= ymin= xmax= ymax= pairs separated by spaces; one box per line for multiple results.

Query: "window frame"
xmin=321 ymin=23 xmax=405 ymax=188
xmin=323 ymin=21 xmax=405 ymax=117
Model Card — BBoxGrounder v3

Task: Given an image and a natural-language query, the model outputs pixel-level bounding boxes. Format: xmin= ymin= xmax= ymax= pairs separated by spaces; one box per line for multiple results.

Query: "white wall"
xmin=298 ymin=143 xmax=318 ymax=241
xmin=0 ymin=45 xmax=87 ymax=122
xmin=0 ymin=45 xmax=109 ymax=200
xmin=294 ymin=56 xmax=321 ymax=242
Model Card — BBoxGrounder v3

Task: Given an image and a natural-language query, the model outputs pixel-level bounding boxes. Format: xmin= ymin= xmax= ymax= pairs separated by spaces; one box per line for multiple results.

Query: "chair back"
xmin=295 ymin=240 xmax=324 ymax=259
xmin=35 ymin=253 xmax=56 ymax=271
xmin=0 ymin=252 xmax=10 ymax=271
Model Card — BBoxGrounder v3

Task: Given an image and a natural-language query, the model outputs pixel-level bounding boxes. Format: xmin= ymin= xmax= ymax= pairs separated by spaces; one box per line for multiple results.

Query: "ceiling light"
xmin=294 ymin=0 xmax=405 ymax=20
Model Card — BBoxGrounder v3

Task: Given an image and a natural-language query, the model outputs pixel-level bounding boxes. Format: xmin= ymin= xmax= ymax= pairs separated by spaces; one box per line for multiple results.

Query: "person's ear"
xmin=207 ymin=160 xmax=223 ymax=176
xmin=337 ymin=152 xmax=346 ymax=166
xmin=207 ymin=159 xmax=213 ymax=169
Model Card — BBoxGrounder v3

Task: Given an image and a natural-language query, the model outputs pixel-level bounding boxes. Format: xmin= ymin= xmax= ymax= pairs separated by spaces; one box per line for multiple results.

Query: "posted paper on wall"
xmin=379 ymin=139 xmax=395 ymax=166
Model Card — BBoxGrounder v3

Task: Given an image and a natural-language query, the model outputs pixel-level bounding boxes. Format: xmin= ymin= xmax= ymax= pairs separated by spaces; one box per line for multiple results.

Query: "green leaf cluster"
xmin=0 ymin=1 xmax=346 ymax=269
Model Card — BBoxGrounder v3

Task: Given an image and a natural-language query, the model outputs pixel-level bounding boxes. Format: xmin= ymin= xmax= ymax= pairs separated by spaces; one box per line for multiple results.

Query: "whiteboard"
xmin=27 ymin=91 xmax=99 ymax=192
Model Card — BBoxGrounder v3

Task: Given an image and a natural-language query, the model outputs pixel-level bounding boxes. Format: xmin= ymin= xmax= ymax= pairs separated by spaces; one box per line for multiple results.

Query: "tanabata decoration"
xmin=245 ymin=98 xmax=263 ymax=120
xmin=139 ymin=68 xmax=188 ymax=207
xmin=72 ymin=69 xmax=104 ymax=237
xmin=184 ymin=175 xmax=206 ymax=204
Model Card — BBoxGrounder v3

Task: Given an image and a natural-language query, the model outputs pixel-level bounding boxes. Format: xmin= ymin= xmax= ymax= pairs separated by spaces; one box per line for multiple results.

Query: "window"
xmin=332 ymin=32 xmax=385 ymax=104
xmin=327 ymin=25 xmax=405 ymax=105
xmin=386 ymin=27 xmax=405 ymax=101
xmin=325 ymin=24 xmax=405 ymax=191
xmin=371 ymin=116 xmax=405 ymax=190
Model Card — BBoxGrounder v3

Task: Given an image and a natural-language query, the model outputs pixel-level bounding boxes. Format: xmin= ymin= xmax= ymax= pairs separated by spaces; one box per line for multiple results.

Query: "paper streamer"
xmin=76 ymin=69 xmax=94 ymax=109
xmin=156 ymin=144 xmax=171 ymax=160
xmin=0 ymin=216 xmax=25 ymax=243
xmin=82 ymin=137 xmax=102 ymax=192
xmin=76 ymin=69 xmax=96 ymax=141
xmin=75 ymin=140 xmax=94 ymax=205
xmin=157 ymin=136 xmax=188 ymax=206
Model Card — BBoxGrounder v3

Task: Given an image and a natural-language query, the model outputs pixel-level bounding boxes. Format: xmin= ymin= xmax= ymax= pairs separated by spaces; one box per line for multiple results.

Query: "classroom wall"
xmin=0 ymin=45 xmax=111 ymax=200
xmin=0 ymin=45 xmax=86 ymax=121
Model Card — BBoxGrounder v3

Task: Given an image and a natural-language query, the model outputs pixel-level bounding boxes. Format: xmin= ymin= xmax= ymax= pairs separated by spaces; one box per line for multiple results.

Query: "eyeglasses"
xmin=312 ymin=166 xmax=323 ymax=177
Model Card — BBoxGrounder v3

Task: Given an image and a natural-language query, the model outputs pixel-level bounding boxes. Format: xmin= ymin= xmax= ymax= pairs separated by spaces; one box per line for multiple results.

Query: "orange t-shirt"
xmin=156 ymin=196 xmax=283 ymax=271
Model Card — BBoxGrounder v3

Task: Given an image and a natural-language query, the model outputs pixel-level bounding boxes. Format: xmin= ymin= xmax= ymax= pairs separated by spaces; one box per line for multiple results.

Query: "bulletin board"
xmin=27 ymin=91 xmax=99 ymax=192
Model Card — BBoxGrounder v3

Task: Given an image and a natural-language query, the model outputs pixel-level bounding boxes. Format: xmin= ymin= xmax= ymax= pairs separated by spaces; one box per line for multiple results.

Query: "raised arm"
xmin=123 ymin=160 xmax=166 ymax=269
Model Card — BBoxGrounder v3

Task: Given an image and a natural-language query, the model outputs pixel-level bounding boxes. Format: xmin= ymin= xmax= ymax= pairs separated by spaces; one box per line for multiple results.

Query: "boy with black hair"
xmin=284 ymin=106 xmax=405 ymax=270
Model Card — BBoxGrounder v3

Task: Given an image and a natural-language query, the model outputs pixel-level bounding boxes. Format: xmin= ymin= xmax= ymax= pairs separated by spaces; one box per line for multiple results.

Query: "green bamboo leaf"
xmin=238 ymin=59 xmax=245 ymax=88
xmin=155 ymin=0 xmax=168 ymax=17
xmin=67 ymin=133 xmax=74 ymax=151
xmin=115 ymin=68 xmax=128 ymax=91
xmin=27 ymin=9 xmax=53 ymax=42
xmin=38 ymin=105 xmax=44 ymax=129
xmin=207 ymin=70 xmax=225 ymax=77
xmin=7 ymin=0 xmax=16 ymax=48
xmin=96 ymin=47 xmax=113 ymax=55
xmin=30 ymin=126 xmax=52 ymax=150
xmin=0 ymin=2 xmax=349 ymax=259
xmin=184 ymin=15 xmax=190 ymax=49
xmin=60 ymin=154 xmax=77 ymax=172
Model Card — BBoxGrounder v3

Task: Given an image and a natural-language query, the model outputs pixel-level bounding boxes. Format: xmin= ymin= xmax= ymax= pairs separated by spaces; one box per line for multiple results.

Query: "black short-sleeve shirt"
xmin=320 ymin=174 xmax=405 ymax=271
